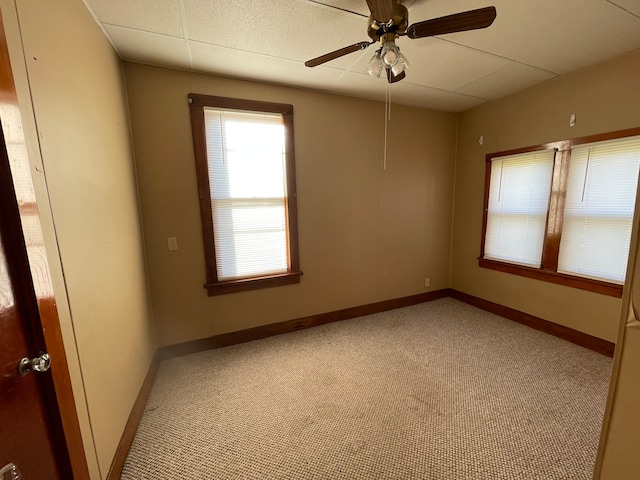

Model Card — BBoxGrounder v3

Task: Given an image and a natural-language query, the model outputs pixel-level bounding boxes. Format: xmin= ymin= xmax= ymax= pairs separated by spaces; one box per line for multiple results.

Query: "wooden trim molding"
xmin=478 ymin=258 xmax=623 ymax=298
xmin=205 ymin=271 xmax=303 ymax=296
xmin=541 ymin=148 xmax=570 ymax=272
xmin=106 ymin=355 xmax=160 ymax=480
xmin=188 ymin=93 xmax=302 ymax=297
xmin=448 ymin=289 xmax=615 ymax=357
xmin=158 ymin=289 xmax=451 ymax=359
xmin=160 ymin=287 xmax=614 ymax=361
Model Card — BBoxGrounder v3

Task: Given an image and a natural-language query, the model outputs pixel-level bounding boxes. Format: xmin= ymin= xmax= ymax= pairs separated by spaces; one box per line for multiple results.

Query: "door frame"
xmin=0 ymin=6 xmax=90 ymax=480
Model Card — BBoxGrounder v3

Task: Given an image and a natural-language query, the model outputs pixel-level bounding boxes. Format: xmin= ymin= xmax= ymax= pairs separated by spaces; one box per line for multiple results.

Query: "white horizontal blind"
xmin=204 ymin=108 xmax=288 ymax=281
xmin=558 ymin=136 xmax=640 ymax=283
xmin=484 ymin=150 xmax=555 ymax=266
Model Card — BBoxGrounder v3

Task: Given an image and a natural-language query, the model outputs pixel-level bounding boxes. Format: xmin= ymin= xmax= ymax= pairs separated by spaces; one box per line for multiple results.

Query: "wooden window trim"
xmin=188 ymin=93 xmax=302 ymax=296
xmin=478 ymin=258 xmax=623 ymax=297
xmin=479 ymin=127 xmax=640 ymax=298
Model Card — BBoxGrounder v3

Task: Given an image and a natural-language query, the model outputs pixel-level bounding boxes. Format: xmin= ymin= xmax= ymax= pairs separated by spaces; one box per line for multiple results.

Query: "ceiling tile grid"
xmin=85 ymin=0 xmax=184 ymax=36
xmin=608 ymin=0 xmax=640 ymax=17
xmin=182 ymin=0 xmax=366 ymax=62
xmin=104 ymin=25 xmax=191 ymax=70
xmin=81 ymin=0 xmax=640 ymax=112
xmin=455 ymin=62 xmax=558 ymax=100
xmin=189 ymin=41 xmax=346 ymax=90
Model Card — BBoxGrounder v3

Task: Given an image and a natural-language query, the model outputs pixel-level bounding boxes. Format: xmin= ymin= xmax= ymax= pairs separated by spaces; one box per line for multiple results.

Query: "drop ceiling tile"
xmin=104 ymin=25 xmax=190 ymax=69
xmin=329 ymin=71 xmax=390 ymax=103
xmin=189 ymin=42 xmax=344 ymax=91
xmin=607 ymin=0 xmax=640 ymax=17
xmin=422 ymin=0 xmax=640 ymax=74
xmin=421 ymin=91 xmax=486 ymax=113
xmin=303 ymin=0 xmax=418 ymax=18
xmin=332 ymin=71 xmax=449 ymax=108
xmin=406 ymin=0 xmax=495 ymax=23
xmin=83 ymin=0 xmax=183 ymax=36
xmin=407 ymin=0 xmax=557 ymax=59
xmin=383 ymin=81 xmax=450 ymax=108
xmin=302 ymin=0 xmax=370 ymax=17
xmin=183 ymin=0 xmax=369 ymax=66
xmin=84 ymin=0 xmax=640 ymax=113
xmin=521 ymin=13 xmax=640 ymax=74
xmin=456 ymin=62 xmax=557 ymax=100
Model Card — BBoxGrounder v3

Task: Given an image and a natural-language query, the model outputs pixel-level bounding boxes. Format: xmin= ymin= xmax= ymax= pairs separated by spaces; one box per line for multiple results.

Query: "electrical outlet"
xmin=167 ymin=236 xmax=178 ymax=251
xmin=424 ymin=278 xmax=430 ymax=288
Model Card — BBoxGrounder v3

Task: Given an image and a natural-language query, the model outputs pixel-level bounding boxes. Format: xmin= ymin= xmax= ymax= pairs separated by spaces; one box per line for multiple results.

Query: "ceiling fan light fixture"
xmin=391 ymin=50 xmax=409 ymax=76
xmin=365 ymin=50 xmax=384 ymax=78
xmin=305 ymin=2 xmax=498 ymax=87
xmin=380 ymin=41 xmax=400 ymax=68
xmin=391 ymin=61 xmax=404 ymax=77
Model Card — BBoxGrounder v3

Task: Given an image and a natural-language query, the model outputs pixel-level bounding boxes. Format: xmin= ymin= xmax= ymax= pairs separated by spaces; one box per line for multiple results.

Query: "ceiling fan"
xmin=305 ymin=0 xmax=497 ymax=83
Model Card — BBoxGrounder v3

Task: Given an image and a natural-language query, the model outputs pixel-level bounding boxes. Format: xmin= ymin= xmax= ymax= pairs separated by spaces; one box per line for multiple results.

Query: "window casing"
xmin=189 ymin=94 xmax=302 ymax=296
xmin=480 ymin=128 xmax=640 ymax=298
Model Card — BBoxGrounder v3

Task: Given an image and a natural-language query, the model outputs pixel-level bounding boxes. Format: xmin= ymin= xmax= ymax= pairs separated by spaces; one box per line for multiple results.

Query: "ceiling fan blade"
xmin=406 ymin=6 xmax=497 ymax=39
xmin=386 ymin=68 xmax=406 ymax=84
xmin=305 ymin=41 xmax=372 ymax=67
xmin=366 ymin=0 xmax=396 ymax=23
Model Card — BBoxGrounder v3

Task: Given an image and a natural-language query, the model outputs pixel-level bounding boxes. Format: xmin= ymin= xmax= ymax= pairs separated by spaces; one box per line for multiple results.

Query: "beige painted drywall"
xmin=451 ymin=48 xmax=640 ymax=342
xmin=2 ymin=0 xmax=156 ymax=477
xmin=123 ymin=63 xmax=457 ymax=346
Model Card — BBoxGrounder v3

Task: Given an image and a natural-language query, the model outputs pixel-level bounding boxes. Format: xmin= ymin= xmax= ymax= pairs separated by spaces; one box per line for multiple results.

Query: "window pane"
xmin=204 ymin=108 xmax=289 ymax=281
xmin=484 ymin=150 xmax=554 ymax=267
xmin=205 ymin=109 xmax=286 ymax=199
xmin=558 ymin=136 xmax=640 ymax=283
xmin=212 ymin=199 xmax=287 ymax=280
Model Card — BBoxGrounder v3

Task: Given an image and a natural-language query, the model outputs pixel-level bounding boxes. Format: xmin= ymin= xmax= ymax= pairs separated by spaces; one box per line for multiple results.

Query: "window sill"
xmin=478 ymin=258 xmax=623 ymax=298
xmin=205 ymin=271 xmax=303 ymax=296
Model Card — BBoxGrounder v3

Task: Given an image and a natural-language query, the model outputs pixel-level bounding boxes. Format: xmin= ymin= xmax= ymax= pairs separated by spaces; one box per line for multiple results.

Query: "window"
xmin=480 ymin=128 xmax=640 ymax=297
xmin=188 ymin=94 xmax=302 ymax=296
xmin=484 ymin=150 xmax=554 ymax=267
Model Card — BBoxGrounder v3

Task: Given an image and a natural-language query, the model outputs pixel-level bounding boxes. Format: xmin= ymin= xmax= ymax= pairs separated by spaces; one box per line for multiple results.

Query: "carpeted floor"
xmin=121 ymin=298 xmax=612 ymax=479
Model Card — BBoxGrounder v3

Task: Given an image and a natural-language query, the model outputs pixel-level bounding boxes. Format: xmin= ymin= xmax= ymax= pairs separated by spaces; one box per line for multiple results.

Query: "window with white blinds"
xmin=188 ymin=94 xmax=301 ymax=296
xmin=480 ymin=129 xmax=640 ymax=297
xmin=484 ymin=150 xmax=554 ymax=267
xmin=558 ymin=137 xmax=640 ymax=283
xmin=204 ymin=109 xmax=288 ymax=281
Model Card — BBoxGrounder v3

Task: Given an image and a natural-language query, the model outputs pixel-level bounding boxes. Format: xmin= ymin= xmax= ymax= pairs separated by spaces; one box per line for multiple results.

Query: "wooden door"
xmin=0 ymin=119 xmax=72 ymax=478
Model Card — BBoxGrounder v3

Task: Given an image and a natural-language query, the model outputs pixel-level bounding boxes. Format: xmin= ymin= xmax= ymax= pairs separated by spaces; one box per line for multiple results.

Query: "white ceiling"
xmin=82 ymin=0 xmax=640 ymax=112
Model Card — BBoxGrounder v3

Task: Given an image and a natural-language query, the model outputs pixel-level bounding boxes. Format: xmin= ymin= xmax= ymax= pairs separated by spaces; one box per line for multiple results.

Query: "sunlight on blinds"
xmin=558 ymin=136 xmax=640 ymax=283
xmin=484 ymin=150 xmax=554 ymax=267
xmin=204 ymin=108 xmax=288 ymax=281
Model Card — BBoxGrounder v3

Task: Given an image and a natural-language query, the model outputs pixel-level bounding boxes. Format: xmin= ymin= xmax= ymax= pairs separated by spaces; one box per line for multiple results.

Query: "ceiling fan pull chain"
xmin=384 ymin=83 xmax=389 ymax=171
xmin=387 ymin=83 xmax=391 ymax=120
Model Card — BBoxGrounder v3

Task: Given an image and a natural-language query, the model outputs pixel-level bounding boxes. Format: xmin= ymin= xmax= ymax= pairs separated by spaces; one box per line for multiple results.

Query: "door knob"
xmin=17 ymin=353 xmax=51 ymax=376
xmin=0 ymin=462 xmax=21 ymax=480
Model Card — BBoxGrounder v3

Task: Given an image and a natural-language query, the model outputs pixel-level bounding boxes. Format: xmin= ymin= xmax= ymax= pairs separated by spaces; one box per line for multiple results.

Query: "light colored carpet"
xmin=121 ymin=298 xmax=612 ymax=479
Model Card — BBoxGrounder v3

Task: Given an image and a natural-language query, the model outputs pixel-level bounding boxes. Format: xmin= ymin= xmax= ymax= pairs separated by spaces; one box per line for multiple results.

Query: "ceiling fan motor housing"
xmin=367 ymin=2 xmax=408 ymax=42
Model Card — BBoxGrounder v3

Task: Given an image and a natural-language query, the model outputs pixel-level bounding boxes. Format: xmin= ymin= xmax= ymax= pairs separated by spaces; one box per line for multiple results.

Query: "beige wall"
xmin=451 ymin=48 xmax=640 ymax=342
xmin=124 ymin=63 xmax=457 ymax=347
xmin=2 ymin=0 xmax=156 ymax=477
